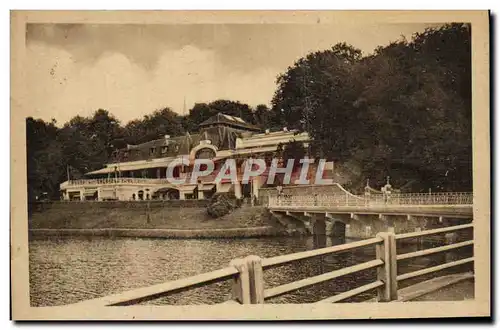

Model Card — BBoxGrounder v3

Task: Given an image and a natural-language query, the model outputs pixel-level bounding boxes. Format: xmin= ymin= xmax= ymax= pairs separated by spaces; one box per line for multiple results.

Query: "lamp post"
xmin=146 ymin=188 xmax=151 ymax=224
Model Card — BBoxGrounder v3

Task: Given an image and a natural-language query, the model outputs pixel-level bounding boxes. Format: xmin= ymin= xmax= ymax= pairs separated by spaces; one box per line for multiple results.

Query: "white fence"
xmin=61 ymin=174 xmax=216 ymax=187
xmin=268 ymin=192 xmax=473 ymax=207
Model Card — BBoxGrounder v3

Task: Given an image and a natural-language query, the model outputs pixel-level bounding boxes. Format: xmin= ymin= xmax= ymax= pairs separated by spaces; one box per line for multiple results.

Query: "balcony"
xmin=60 ymin=174 xmax=220 ymax=189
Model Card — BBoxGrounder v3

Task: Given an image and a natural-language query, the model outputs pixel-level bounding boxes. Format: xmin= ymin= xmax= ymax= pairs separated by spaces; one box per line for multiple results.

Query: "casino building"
xmin=59 ymin=113 xmax=331 ymax=201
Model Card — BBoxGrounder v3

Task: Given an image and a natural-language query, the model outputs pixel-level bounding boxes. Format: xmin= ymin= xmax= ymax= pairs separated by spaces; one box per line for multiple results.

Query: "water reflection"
xmin=29 ymin=234 xmax=472 ymax=306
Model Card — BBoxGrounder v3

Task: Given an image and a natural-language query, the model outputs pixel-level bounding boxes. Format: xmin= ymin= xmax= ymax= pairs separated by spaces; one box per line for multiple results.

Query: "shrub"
xmin=207 ymin=193 xmax=240 ymax=218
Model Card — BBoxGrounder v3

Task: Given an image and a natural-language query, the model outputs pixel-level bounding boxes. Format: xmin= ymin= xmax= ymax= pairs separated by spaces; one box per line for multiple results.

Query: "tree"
xmin=183 ymin=103 xmax=217 ymax=132
xmin=272 ymin=42 xmax=363 ymax=160
xmin=353 ymin=24 xmax=472 ymax=191
xmin=282 ymin=139 xmax=307 ymax=168
xmin=182 ymin=100 xmax=257 ymax=132
xmin=207 ymin=99 xmax=255 ymax=124
xmin=271 ymin=25 xmax=471 ymax=191
xmin=26 ymin=117 xmax=64 ymax=201
xmin=253 ymin=104 xmax=285 ymax=130
xmin=124 ymin=107 xmax=184 ymax=144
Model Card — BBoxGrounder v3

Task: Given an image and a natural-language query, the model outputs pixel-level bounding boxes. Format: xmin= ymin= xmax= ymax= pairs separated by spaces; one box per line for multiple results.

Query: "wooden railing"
xmin=268 ymin=192 xmax=473 ymax=208
xmin=71 ymin=265 xmax=242 ymax=306
xmin=70 ymin=224 xmax=474 ymax=306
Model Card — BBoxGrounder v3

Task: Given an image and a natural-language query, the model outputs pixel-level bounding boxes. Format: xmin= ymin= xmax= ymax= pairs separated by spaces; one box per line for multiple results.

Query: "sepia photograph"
xmin=10 ymin=10 xmax=490 ymax=320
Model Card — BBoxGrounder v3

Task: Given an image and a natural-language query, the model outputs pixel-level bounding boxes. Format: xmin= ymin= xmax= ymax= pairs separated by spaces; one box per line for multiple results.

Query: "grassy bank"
xmin=29 ymin=202 xmax=287 ymax=238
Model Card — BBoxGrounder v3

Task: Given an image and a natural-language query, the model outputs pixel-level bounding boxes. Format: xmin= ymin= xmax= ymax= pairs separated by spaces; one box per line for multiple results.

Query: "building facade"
xmin=59 ymin=113 xmax=330 ymax=201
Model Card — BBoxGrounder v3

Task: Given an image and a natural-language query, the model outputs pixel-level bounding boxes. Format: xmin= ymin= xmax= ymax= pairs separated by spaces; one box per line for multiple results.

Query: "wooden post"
xmin=229 ymin=258 xmax=251 ymax=304
xmin=375 ymin=232 xmax=398 ymax=302
xmin=246 ymin=255 xmax=265 ymax=304
xmin=387 ymin=232 xmax=398 ymax=300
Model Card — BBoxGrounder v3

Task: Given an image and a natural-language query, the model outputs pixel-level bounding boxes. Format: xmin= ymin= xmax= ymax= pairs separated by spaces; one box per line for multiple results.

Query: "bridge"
xmin=266 ymin=191 xmax=473 ymax=239
xmin=70 ymin=223 xmax=474 ymax=306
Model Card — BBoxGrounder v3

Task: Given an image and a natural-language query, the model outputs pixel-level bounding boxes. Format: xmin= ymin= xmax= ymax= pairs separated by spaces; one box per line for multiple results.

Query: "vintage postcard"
xmin=11 ymin=10 xmax=490 ymax=320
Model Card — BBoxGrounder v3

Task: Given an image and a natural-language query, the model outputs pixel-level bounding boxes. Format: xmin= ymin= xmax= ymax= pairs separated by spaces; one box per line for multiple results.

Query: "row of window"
xmin=112 ymin=145 xmax=181 ymax=160
xmin=150 ymin=145 xmax=180 ymax=156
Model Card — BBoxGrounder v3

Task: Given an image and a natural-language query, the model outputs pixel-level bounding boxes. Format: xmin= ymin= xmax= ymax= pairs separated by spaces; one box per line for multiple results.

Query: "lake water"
xmin=29 ymin=235 xmax=472 ymax=306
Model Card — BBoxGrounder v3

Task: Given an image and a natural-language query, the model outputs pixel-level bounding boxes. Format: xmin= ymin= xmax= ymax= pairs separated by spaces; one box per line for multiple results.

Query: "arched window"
xmin=195 ymin=148 xmax=216 ymax=160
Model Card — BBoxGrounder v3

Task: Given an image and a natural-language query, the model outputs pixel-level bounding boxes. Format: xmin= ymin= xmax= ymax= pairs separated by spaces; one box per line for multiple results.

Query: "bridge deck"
xmin=269 ymin=205 xmax=473 ymax=218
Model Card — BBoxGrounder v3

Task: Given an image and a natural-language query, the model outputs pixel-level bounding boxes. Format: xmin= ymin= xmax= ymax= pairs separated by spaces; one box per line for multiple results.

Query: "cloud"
xmin=26 ymin=39 xmax=277 ymax=125
xmin=25 ymin=22 xmax=437 ymax=124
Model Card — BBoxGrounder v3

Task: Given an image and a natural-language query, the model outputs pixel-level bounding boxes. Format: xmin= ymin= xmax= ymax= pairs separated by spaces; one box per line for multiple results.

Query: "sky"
xmin=26 ymin=22 xmax=436 ymax=125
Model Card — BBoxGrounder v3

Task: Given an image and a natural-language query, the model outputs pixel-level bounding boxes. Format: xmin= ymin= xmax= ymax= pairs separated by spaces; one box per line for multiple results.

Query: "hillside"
xmin=29 ymin=202 xmax=277 ymax=230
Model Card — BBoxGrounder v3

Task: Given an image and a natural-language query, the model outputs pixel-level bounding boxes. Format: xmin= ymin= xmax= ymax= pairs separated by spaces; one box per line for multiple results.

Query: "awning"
xmin=154 ymin=187 xmax=177 ymax=193
xmin=85 ymin=157 xmax=181 ymax=175
xmin=85 ymin=154 xmax=234 ymax=176
xmin=178 ymin=185 xmax=196 ymax=193
xmin=200 ymin=184 xmax=215 ymax=191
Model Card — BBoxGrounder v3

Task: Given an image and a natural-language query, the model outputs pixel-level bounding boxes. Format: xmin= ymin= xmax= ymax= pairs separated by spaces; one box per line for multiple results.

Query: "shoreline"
xmin=28 ymin=227 xmax=371 ymax=240
xmin=29 ymin=226 xmax=286 ymax=239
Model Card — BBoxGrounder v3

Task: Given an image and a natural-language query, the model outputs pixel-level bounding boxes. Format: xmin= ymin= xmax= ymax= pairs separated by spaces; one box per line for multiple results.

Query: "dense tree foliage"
xmin=124 ymin=107 xmax=184 ymax=144
xmin=26 ymin=118 xmax=64 ymax=202
xmin=26 ymin=23 xmax=472 ymax=201
xmin=271 ymin=24 xmax=471 ymax=192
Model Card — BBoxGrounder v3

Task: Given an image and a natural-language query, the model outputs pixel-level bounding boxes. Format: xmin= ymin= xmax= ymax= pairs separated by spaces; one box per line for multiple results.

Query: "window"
xmin=173 ymin=166 xmax=180 ymax=178
xmin=150 ymin=147 xmax=156 ymax=156
xmin=195 ymin=148 xmax=216 ymax=160
xmin=161 ymin=146 xmax=169 ymax=154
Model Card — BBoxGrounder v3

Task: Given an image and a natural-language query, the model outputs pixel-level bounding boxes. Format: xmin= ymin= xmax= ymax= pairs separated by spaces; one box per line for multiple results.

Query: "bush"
xmin=207 ymin=193 xmax=240 ymax=218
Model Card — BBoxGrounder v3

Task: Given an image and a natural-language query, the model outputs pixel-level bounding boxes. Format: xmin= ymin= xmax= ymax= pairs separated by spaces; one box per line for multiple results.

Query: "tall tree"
xmin=253 ymin=104 xmax=275 ymax=129
xmin=183 ymin=103 xmax=217 ymax=132
xmin=271 ymin=25 xmax=471 ymax=191
xmin=26 ymin=117 xmax=64 ymax=201
xmin=207 ymin=99 xmax=255 ymax=124
xmin=124 ymin=107 xmax=184 ymax=144
xmin=272 ymin=42 xmax=363 ymax=160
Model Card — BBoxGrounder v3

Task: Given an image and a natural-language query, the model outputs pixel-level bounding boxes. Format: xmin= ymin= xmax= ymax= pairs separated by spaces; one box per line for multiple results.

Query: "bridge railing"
xmin=366 ymin=192 xmax=473 ymax=206
xmin=268 ymin=192 xmax=473 ymax=208
xmin=69 ymin=223 xmax=474 ymax=306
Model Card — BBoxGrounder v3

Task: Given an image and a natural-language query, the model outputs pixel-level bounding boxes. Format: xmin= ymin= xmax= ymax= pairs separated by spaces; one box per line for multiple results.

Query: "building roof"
xmin=126 ymin=133 xmax=197 ymax=156
xmin=84 ymin=114 xmax=306 ymax=177
xmin=199 ymin=113 xmax=261 ymax=131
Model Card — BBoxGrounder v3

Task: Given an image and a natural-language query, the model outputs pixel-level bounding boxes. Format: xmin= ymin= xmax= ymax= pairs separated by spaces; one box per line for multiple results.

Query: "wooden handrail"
xmin=397 ymin=240 xmax=474 ymax=261
xmin=264 ymin=259 xmax=383 ymax=299
xmin=73 ymin=266 xmax=239 ymax=306
xmin=397 ymin=257 xmax=474 ymax=282
xmin=317 ymin=280 xmax=385 ymax=303
xmin=395 ymin=223 xmax=473 ymax=240
xmin=262 ymin=237 xmax=383 ymax=269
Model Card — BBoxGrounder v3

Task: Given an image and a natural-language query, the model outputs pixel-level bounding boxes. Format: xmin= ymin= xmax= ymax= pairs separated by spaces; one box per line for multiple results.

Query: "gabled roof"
xmin=199 ymin=113 xmax=261 ymax=131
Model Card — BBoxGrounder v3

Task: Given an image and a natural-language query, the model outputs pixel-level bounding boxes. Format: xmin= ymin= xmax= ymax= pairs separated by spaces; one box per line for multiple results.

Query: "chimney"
xmin=265 ymin=129 xmax=270 ymax=135
xmin=283 ymin=127 xmax=288 ymax=132
xmin=164 ymin=135 xmax=170 ymax=139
